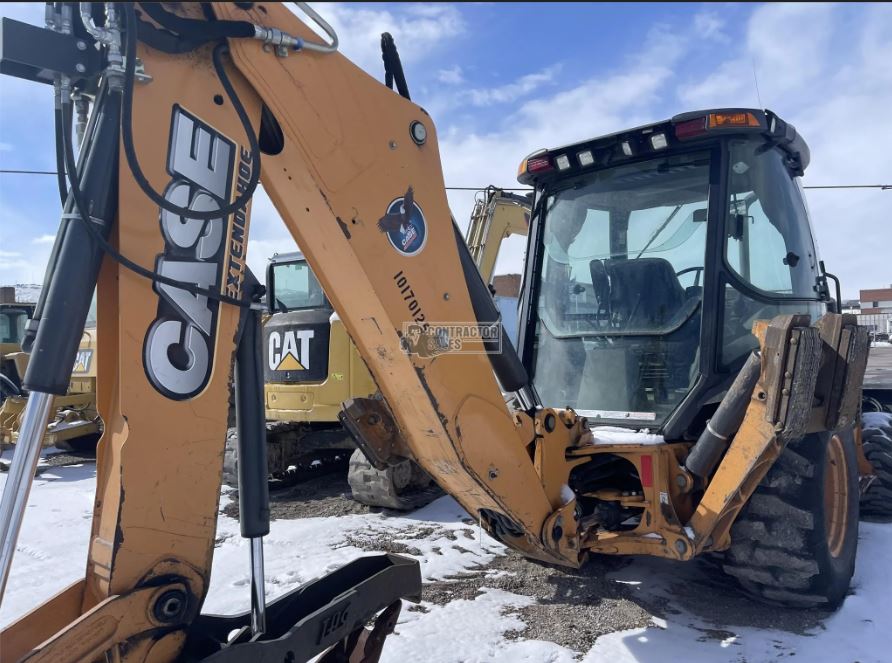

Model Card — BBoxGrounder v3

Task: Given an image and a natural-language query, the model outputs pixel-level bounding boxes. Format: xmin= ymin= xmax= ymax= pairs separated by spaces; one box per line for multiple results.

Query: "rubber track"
xmin=347 ymin=448 xmax=442 ymax=511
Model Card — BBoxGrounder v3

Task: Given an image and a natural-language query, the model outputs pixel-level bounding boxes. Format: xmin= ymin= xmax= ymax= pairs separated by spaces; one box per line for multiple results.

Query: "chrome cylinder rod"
xmin=249 ymin=536 xmax=267 ymax=635
xmin=0 ymin=392 xmax=54 ymax=603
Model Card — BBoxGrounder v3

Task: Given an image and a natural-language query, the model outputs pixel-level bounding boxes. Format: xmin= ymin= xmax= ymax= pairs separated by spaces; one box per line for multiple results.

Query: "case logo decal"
xmin=377 ymin=186 xmax=427 ymax=256
xmin=143 ymin=105 xmax=236 ymax=400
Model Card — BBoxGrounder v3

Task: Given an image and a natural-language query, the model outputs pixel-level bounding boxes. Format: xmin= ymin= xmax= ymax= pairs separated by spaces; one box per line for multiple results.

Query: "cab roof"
xmin=517 ymin=108 xmax=810 ymax=186
xmin=269 ymin=250 xmax=305 ymax=265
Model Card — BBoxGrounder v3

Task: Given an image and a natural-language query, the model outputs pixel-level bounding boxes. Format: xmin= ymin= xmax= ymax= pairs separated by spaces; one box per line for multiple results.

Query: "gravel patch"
xmin=228 ymin=470 xmax=835 ymax=653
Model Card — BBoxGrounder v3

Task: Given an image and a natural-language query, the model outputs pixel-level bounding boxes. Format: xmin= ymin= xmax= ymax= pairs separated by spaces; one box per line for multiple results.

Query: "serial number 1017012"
xmin=394 ymin=270 xmax=428 ymax=330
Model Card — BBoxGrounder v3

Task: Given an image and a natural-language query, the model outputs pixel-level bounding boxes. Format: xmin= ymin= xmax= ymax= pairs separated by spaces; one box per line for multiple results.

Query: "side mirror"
xmin=817 ymin=260 xmax=842 ymax=313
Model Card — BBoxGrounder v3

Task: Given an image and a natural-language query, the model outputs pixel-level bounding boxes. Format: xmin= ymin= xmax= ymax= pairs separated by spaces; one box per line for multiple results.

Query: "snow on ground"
xmin=2 ymin=453 xmax=891 ymax=662
xmin=204 ymin=489 xmax=504 ymax=615
xmin=581 ymin=520 xmax=891 ymax=663
xmin=0 ymin=457 xmax=94 ymax=626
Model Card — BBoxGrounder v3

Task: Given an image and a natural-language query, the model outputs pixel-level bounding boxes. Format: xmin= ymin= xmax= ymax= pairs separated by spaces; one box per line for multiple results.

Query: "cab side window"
xmin=721 ymin=141 xmax=824 ymax=367
xmin=725 ymin=140 xmax=819 ymax=297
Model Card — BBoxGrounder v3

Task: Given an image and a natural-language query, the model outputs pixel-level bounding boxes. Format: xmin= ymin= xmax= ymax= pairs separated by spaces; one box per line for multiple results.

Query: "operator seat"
xmin=589 ymin=259 xmax=611 ymax=323
xmin=575 ymin=258 xmax=702 ymax=413
xmin=605 ymin=257 xmax=685 ymax=330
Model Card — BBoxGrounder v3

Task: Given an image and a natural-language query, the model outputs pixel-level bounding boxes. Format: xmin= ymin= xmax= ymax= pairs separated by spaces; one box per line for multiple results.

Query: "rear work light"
xmin=555 ymin=154 xmax=571 ymax=170
xmin=577 ymin=150 xmax=594 ymax=167
xmin=650 ymin=133 xmax=668 ymax=150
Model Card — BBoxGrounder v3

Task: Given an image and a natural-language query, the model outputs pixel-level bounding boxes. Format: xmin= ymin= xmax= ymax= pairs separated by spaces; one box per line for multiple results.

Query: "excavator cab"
xmin=265 ymin=252 xmax=341 ymax=388
xmin=518 ymin=109 xmax=828 ymax=438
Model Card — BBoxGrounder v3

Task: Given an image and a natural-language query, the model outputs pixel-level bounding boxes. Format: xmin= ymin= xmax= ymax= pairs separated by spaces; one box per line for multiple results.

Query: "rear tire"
xmin=722 ymin=428 xmax=859 ymax=609
xmin=860 ymin=412 xmax=892 ymax=517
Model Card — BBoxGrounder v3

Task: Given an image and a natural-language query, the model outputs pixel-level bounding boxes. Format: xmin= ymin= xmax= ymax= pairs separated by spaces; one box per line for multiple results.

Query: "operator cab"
xmin=267 ymin=252 xmax=329 ymax=314
xmin=0 ymin=303 xmax=34 ymax=347
xmin=517 ymin=109 xmax=828 ymax=437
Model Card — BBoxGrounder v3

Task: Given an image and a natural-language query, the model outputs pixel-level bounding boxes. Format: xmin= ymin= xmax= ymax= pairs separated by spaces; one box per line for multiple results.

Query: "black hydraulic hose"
xmin=121 ymin=4 xmax=261 ymax=221
xmin=139 ymin=2 xmax=255 ymax=42
xmin=25 ymin=82 xmax=120 ymax=394
xmin=44 ymin=5 xmax=257 ymax=309
xmin=53 ymin=105 xmax=69 ymax=205
xmin=381 ymin=33 xmax=410 ymax=100
xmin=59 ymin=90 xmax=252 ymax=309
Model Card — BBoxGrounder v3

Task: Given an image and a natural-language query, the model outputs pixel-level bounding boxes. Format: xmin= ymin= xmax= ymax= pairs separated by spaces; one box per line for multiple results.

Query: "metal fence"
xmin=857 ymin=312 xmax=892 ymax=339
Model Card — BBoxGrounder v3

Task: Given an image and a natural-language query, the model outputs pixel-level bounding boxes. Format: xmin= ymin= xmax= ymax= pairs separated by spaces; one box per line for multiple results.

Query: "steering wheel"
xmin=676 ymin=266 xmax=704 ymax=287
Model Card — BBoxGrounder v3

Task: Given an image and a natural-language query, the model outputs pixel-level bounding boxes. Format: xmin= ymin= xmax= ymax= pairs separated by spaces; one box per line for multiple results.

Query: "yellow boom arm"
xmin=466 ymin=187 xmax=530 ymax=284
xmin=1 ymin=4 xmax=585 ymax=660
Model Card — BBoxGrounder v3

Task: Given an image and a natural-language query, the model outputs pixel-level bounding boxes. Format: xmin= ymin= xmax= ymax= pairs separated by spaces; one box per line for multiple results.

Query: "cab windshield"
xmin=270 ymin=260 xmax=329 ymax=312
xmin=531 ymin=150 xmax=710 ymax=426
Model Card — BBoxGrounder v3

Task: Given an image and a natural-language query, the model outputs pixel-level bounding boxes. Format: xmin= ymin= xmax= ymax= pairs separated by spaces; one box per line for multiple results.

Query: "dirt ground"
xmin=225 ymin=468 xmax=833 ymax=654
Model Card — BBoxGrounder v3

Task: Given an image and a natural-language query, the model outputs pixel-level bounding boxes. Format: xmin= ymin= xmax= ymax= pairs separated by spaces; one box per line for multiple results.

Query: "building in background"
xmin=856 ymin=285 xmax=892 ymax=340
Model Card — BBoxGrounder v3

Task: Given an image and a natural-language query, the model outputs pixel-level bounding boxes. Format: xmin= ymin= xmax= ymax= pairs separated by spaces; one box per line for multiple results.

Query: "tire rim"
xmin=824 ymin=434 xmax=850 ymax=558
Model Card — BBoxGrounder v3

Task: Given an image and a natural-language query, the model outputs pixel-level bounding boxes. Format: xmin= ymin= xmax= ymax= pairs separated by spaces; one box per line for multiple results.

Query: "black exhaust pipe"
xmin=685 ymin=351 xmax=762 ymax=480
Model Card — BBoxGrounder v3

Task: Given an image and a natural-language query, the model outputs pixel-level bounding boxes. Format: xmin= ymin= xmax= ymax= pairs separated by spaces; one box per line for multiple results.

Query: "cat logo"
xmin=72 ymin=349 xmax=93 ymax=374
xmin=268 ymin=329 xmax=315 ymax=372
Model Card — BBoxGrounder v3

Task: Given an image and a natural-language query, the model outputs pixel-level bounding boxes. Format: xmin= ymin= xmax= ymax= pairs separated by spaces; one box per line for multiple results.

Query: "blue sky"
xmin=1 ymin=2 xmax=889 ymax=297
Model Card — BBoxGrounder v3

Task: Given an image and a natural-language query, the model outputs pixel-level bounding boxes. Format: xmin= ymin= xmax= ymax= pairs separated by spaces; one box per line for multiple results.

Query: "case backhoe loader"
xmin=1 ymin=3 xmax=890 ymax=663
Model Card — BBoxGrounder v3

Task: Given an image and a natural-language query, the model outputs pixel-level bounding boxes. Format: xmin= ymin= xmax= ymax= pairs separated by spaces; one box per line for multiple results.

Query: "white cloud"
xmin=693 ymin=12 xmax=728 ymax=42
xmin=298 ymin=3 xmax=466 ymax=76
xmin=1 ymin=3 xmax=887 ymax=300
xmin=31 ymin=235 xmax=55 ymax=245
xmin=438 ymin=27 xmax=690 ymax=274
xmin=676 ymin=2 xmax=891 ymax=297
xmin=437 ymin=66 xmax=464 ymax=85
xmin=465 ymin=66 xmax=560 ymax=107
xmin=0 ymin=226 xmax=51 ymax=285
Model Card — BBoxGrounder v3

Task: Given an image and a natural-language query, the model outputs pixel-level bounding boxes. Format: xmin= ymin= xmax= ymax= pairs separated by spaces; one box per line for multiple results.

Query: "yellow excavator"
xmin=239 ymin=186 xmax=529 ymax=508
xmin=0 ymin=301 xmax=35 ymax=403
xmin=1 ymin=3 xmax=890 ymax=662
xmin=1 ymin=299 xmax=100 ymax=451
xmin=465 ymin=186 xmax=530 ymax=291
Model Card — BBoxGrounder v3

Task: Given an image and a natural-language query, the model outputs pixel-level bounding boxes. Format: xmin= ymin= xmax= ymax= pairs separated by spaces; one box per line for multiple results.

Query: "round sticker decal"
xmin=377 ymin=186 xmax=427 ymax=257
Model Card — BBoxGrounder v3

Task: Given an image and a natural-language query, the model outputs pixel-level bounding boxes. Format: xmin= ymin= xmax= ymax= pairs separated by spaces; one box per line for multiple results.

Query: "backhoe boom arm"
xmin=0 ymin=3 xmax=582 ymax=660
